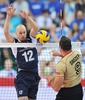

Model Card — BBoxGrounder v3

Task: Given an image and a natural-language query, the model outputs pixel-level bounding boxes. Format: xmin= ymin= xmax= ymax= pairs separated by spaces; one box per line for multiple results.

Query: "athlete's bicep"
xmin=51 ymin=62 xmax=66 ymax=91
xmin=4 ymin=32 xmax=14 ymax=43
xmin=30 ymin=28 xmax=37 ymax=38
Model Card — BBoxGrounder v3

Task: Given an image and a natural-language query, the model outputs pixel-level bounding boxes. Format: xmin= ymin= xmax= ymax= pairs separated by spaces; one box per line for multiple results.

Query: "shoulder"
xmin=72 ymin=50 xmax=80 ymax=55
xmin=57 ymin=60 xmax=66 ymax=67
xmin=29 ymin=34 xmax=37 ymax=43
xmin=14 ymin=38 xmax=19 ymax=43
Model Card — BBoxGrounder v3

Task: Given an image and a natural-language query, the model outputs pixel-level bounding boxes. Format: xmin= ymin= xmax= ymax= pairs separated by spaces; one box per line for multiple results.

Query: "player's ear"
xmin=60 ymin=47 xmax=62 ymax=53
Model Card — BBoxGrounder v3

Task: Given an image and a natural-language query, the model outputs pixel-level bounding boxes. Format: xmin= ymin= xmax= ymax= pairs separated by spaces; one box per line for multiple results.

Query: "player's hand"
xmin=52 ymin=50 xmax=62 ymax=57
xmin=47 ymin=73 xmax=55 ymax=84
xmin=6 ymin=4 xmax=16 ymax=17
xmin=19 ymin=10 xmax=29 ymax=19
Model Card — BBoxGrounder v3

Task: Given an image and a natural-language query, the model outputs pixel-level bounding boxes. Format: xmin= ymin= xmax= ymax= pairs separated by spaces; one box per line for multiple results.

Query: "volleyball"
xmin=36 ymin=30 xmax=50 ymax=44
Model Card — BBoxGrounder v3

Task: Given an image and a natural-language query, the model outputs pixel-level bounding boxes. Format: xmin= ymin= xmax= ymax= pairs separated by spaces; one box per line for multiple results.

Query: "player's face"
xmin=4 ymin=59 xmax=13 ymax=71
xmin=16 ymin=26 xmax=27 ymax=41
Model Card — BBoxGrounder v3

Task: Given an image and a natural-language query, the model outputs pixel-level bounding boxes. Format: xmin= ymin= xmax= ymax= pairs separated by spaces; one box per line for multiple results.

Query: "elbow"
xmin=35 ymin=25 xmax=38 ymax=31
xmin=54 ymin=88 xmax=60 ymax=92
xmin=4 ymin=28 xmax=8 ymax=35
xmin=52 ymin=86 xmax=60 ymax=92
xmin=4 ymin=31 xmax=8 ymax=37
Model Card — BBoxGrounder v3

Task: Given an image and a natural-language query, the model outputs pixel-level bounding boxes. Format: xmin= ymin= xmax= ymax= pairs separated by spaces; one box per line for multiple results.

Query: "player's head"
xmin=59 ymin=36 xmax=72 ymax=52
xmin=16 ymin=24 xmax=27 ymax=41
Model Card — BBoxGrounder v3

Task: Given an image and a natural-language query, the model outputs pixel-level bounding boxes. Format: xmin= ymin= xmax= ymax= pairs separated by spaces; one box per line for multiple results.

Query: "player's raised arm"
xmin=19 ymin=10 xmax=38 ymax=37
xmin=4 ymin=4 xmax=16 ymax=43
xmin=52 ymin=50 xmax=63 ymax=57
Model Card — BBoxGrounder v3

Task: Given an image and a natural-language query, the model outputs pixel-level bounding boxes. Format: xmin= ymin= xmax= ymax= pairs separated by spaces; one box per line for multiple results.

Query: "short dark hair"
xmin=59 ymin=36 xmax=72 ymax=51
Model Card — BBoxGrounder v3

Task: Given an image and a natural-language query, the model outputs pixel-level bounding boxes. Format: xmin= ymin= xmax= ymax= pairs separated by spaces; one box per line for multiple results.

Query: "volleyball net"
xmin=0 ymin=43 xmax=85 ymax=100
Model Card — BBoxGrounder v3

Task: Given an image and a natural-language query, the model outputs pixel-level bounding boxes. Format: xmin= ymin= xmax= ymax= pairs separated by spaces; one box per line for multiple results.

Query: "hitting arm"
xmin=52 ymin=50 xmax=63 ymax=57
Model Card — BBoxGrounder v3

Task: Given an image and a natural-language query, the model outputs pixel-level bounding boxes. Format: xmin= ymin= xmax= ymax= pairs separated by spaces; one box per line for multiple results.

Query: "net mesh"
xmin=0 ymin=43 xmax=85 ymax=100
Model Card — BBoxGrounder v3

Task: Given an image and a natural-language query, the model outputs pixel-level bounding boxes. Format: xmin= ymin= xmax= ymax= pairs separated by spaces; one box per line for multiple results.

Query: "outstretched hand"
xmin=47 ymin=73 xmax=55 ymax=84
xmin=19 ymin=10 xmax=29 ymax=19
xmin=6 ymin=4 xmax=16 ymax=17
xmin=52 ymin=50 xmax=62 ymax=57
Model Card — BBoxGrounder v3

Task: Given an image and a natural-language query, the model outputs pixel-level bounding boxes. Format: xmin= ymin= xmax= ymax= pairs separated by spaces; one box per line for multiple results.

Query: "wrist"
xmin=59 ymin=53 xmax=63 ymax=57
xmin=7 ymin=15 xmax=11 ymax=19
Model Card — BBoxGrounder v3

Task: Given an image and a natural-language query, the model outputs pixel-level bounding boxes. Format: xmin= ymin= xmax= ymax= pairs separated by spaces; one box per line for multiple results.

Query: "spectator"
xmin=0 ymin=0 xmax=8 ymax=12
xmin=69 ymin=10 xmax=85 ymax=30
xmin=44 ymin=61 xmax=52 ymax=76
xmin=56 ymin=20 xmax=70 ymax=40
xmin=13 ymin=0 xmax=30 ymax=15
xmin=0 ymin=48 xmax=15 ymax=66
xmin=79 ymin=29 xmax=85 ymax=42
xmin=36 ymin=9 xmax=52 ymax=30
xmin=0 ymin=0 xmax=8 ymax=26
xmin=48 ymin=0 xmax=60 ymax=23
xmin=75 ymin=0 xmax=83 ymax=11
xmin=64 ymin=0 xmax=76 ymax=25
xmin=48 ymin=0 xmax=60 ymax=15
xmin=0 ymin=25 xmax=6 ymax=42
xmin=49 ymin=23 xmax=58 ymax=43
xmin=81 ymin=0 xmax=85 ymax=16
xmin=39 ymin=60 xmax=46 ymax=76
xmin=0 ymin=59 xmax=17 ymax=77
xmin=69 ymin=22 xmax=80 ymax=42
xmin=79 ymin=30 xmax=85 ymax=63
xmin=29 ymin=0 xmax=45 ymax=17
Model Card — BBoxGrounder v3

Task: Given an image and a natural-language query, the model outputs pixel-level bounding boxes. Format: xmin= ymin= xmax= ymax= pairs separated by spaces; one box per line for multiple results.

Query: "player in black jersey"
xmin=4 ymin=4 xmax=40 ymax=100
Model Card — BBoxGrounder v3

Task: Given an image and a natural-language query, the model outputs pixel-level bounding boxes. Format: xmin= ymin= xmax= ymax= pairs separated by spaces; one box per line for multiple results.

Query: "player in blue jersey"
xmin=4 ymin=4 xmax=40 ymax=100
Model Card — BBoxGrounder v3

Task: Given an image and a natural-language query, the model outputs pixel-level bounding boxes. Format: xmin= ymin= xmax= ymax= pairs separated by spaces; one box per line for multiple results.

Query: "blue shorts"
xmin=14 ymin=70 xmax=41 ymax=99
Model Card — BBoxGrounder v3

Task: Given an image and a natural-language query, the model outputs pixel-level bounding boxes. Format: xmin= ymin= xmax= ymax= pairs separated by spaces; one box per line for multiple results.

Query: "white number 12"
xmin=22 ymin=50 xmax=34 ymax=62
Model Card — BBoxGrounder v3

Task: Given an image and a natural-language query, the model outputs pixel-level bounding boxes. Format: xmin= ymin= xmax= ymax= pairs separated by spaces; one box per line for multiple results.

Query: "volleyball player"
xmin=47 ymin=36 xmax=83 ymax=100
xmin=4 ymin=4 xmax=40 ymax=100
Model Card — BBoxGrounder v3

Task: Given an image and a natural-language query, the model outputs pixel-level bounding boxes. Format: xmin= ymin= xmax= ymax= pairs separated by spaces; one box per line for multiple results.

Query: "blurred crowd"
xmin=0 ymin=0 xmax=85 ymax=42
xmin=0 ymin=0 xmax=85 ymax=79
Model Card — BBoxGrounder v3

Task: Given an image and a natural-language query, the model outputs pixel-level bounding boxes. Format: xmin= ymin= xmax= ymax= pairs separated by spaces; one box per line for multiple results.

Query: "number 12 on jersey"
xmin=22 ymin=50 xmax=34 ymax=62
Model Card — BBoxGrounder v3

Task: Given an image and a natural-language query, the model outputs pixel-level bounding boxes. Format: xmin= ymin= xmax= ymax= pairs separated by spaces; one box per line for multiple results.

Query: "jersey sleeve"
xmin=30 ymin=35 xmax=37 ymax=43
xmin=56 ymin=62 xmax=66 ymax=76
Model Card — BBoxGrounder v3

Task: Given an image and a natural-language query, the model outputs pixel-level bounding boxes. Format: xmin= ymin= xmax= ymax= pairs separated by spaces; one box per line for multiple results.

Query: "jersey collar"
xmin=62 ymin=50 xmax=72 ymax=58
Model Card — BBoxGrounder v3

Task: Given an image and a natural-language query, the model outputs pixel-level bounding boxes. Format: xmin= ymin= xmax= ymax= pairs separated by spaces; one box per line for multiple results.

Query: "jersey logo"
xmin=19 ymin=90 xmax=23 ymax=95
xmin=56 ymin=72 xmax=61 ymax=75
xmin=19 ymin=48 xmax=32 ymax=52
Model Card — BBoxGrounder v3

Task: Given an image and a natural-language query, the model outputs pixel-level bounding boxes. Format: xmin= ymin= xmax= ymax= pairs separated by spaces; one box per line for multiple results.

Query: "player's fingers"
xmin=13 ymin=8 xmax=16 ymax=13
xmin=7 ymin=4 xmax=13 ymax=10
xmin=20 ymin=10 xmax=27 ymax=15
xmin=18 ymin=14 xmax=22 ymax=16
xmin=28 ymin=13 xmax=30 ymax=16
xmin=52 ymin=50 xmax=56 ymax=52
xmin=8 ymin=4 xmax=13 ymax=8
xmin=20 ymin=10 xmax=25 ymax=13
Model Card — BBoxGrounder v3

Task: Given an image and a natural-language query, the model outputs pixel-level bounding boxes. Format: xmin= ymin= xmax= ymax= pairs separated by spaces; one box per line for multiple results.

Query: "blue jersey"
xmin=12 ymin=34 xmax=38 ymax=72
